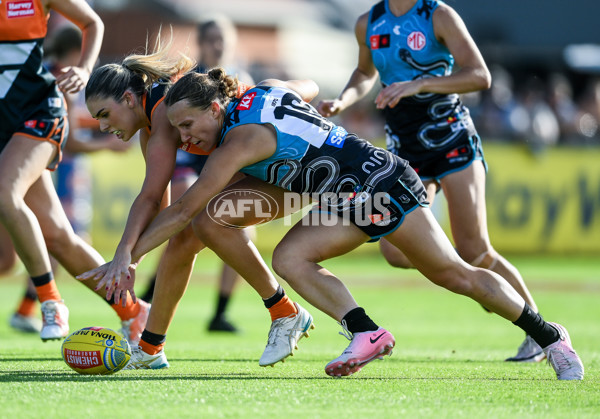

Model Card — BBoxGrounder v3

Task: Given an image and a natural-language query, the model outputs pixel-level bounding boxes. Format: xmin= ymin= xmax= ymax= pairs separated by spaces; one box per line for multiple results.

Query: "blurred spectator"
xmin=511 ymin=76 xmax=560 ymax=151
xmin=196 ymin=15 xmax=253 ymax=84
xmin=575 ymin=77 xmax=600 ymax=142
xmin=475 ymin=65 xmax=521 ymax=141
xmin=546 ymin=72 xmax=580 ymax=143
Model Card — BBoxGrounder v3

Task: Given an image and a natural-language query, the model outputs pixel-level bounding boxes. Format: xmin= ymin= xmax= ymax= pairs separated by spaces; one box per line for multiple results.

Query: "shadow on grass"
xmin=0 ymin=370 xmax=545 ymax=382
xmin=0 ymin=357 xmax=258 ymax=363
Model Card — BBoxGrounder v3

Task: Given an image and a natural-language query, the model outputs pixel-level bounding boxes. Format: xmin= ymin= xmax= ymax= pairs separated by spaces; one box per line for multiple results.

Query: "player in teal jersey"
xmin=80 ymin=68 xmax=583 ymax=380
xmin=317 ymin=0 xmax=546 ymax=363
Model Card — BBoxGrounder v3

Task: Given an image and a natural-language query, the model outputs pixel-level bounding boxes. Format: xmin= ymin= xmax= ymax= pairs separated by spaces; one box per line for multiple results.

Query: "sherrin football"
xmin=61 ymin=327 xmax=131 ymax=374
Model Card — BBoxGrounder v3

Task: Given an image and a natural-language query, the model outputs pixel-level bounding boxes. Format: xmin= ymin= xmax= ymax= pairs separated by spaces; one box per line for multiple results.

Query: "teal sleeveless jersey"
xmin=220 ymin=86 xmax=408 ymax=196
xmin=367 ymin=0 xmax=452 ymax=86
xmin=366 ymin=0 xmax=477 ymax=158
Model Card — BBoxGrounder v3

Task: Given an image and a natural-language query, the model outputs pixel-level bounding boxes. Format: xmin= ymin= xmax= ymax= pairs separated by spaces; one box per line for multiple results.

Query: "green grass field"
xmin=0 ymin=253 xmax=598 ymax=418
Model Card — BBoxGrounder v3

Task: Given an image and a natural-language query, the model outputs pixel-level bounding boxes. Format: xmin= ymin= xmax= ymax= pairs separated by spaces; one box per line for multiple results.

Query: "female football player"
xmin=81 ymin=68 xmax=583 ymax=380
xmin=317 ymin=0 xmax=544 ymax=363
xmin=0 ymin=0 xmax=146 ymax=342
xmin=82 ymin=37 xmax=312 ymax=369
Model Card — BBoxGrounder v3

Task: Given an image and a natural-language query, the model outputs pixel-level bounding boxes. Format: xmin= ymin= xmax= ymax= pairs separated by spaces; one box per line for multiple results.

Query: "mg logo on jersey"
xmin=236 ymin=92 xmax=256 ymax=110
xmin=407 ymin=31 xmax=426 ymax=51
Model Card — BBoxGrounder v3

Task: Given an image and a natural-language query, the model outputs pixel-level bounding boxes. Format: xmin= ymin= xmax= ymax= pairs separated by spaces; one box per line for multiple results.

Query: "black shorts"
xmin=396 ymin=134 xmax=487 ymax=183
xmin=0 ymin=115 xmax=68 ymax=171
xmin=313 ymin=164 xmax=429 ymax=242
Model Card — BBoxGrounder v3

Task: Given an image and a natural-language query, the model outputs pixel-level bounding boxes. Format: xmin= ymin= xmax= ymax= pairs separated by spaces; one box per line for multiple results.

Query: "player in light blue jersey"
xmin=317 ymin=0 xmax=546 ymax=363
xmin=80 ymin=68 xmax=583 ymax=380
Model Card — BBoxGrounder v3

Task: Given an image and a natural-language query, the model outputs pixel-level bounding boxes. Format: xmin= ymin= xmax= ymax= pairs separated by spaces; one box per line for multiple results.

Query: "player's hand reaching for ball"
xmin=77 ymin=253 xmax=138 ymax=306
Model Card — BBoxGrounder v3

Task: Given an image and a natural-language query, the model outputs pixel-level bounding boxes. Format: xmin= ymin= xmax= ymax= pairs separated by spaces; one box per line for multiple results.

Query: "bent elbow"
xmin=479 ymin=69 xmax=492 ymax=90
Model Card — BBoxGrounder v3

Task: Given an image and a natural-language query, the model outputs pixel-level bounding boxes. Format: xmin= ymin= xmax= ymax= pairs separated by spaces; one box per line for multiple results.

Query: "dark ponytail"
xmin=165 ymin=67 xmax=238 ymax=110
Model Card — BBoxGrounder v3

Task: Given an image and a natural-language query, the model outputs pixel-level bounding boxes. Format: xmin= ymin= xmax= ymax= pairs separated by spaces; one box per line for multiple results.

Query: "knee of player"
xmin=43 ymin=226 xmax=73 ymax=254
xmin=426 ymin=264 xmax=474 ymax=295
xmin=271 ymin=244 xmax=299 ymax=280
xmin=167 ymin=226 xmax=205 ymax=255
xmin=191 ymin=212 xmax=218 ymax=241
xmin=0 ymin=190 xmax=18 ymax=219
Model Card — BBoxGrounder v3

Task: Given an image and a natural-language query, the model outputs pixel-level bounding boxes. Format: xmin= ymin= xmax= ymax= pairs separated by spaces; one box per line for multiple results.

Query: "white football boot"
xmin=124 ymin=346 xmax=170 ymax=370
xmin=505 ymin=335 xmax=546 ymax=362
xmin=40 ymin=300 xmax=69 ymax=341
xmin=259 ymin=302 xmax=314 ymax=367
xmin=9 ymin=313 xmax=42 ymax=333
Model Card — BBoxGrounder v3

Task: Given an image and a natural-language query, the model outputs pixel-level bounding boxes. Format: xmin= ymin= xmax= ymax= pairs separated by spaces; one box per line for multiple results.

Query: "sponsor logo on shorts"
xmin=325 ymin=126 xmax=348 ymax=148
xmin=446 ymin=146 xmax=470 ymax=164
xmin=48 ymin=97 xmax=62 ymax=108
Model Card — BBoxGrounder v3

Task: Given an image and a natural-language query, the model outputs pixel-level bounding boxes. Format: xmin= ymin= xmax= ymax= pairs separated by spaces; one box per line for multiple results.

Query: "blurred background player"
xmin=0 ymin=0 xmax=147 ymax=342
xmin=317 ymin=0 xmax=545 ymax=362
xmin=3 ymin=23 xmax=133 ymax=335
xmin=139 ymin=16 xmax=255 ymax=333
xmin=46 ymin=24 xmax=132 ymax=242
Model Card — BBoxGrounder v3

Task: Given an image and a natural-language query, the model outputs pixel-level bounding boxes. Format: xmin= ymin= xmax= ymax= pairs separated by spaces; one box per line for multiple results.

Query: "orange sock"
xmin=16 ymin=297 xmax=37 ymax=316
xmin=139 ymin=338 xmax=164 ymax=355
xmin=268 ymin=295 xmax=297 ymax=321
xmin=35 ymin=282 xmax=62 ymax=303
xmin=111 ymin=295 xmax=139 ymax=321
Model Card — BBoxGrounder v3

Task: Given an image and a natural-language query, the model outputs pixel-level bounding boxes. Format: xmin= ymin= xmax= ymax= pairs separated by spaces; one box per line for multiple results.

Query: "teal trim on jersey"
xmin=366 ymin=0 xmax=453 ymax=86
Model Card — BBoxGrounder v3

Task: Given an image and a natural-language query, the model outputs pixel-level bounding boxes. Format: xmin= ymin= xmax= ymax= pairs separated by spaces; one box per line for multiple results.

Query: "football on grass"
xmin=61 ymin=327 xmax=131 ymax=374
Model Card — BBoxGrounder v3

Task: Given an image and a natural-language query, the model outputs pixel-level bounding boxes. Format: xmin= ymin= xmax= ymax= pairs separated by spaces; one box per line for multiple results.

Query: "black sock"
xmin=263 ymin=285 xmax=284 ymax=309
xmin=30 ymin=272 xmax=53 ymax=287
xmin=24 ymin=288 xmax=38 ymax=301
xmin=215 ymin=293 xmax=230 ymax=318
xmin=140 ymin=329 xmax=166 ymax=346
xmin=513 ymin=304 xmax=559 ymax=348
xmin=342 ymin=307 xmax=379 ymax=334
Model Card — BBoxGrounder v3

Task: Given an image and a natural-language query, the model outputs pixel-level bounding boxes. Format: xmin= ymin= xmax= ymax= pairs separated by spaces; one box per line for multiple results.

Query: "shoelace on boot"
xmin=42 ymin=304 xmax=57 ymax=325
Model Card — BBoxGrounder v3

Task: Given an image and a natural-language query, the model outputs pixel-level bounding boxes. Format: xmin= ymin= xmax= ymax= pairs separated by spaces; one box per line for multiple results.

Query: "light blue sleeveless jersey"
xmin=365 ymin=0 xmax=478 ymax=161
xmin=220 ymin=85 xmax=408 ymax=195
xmin=366 ymin=0 xmax=453 ymax=86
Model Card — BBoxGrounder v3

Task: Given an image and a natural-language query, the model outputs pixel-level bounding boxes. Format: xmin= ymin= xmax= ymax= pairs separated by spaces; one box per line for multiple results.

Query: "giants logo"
xmin=407 ymin=31 xmax=426 ymax=51
xmin=236 ymin=92 xmax=256 ymax=110
xmin=370 ymin=34 xmax=390 ymax=50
